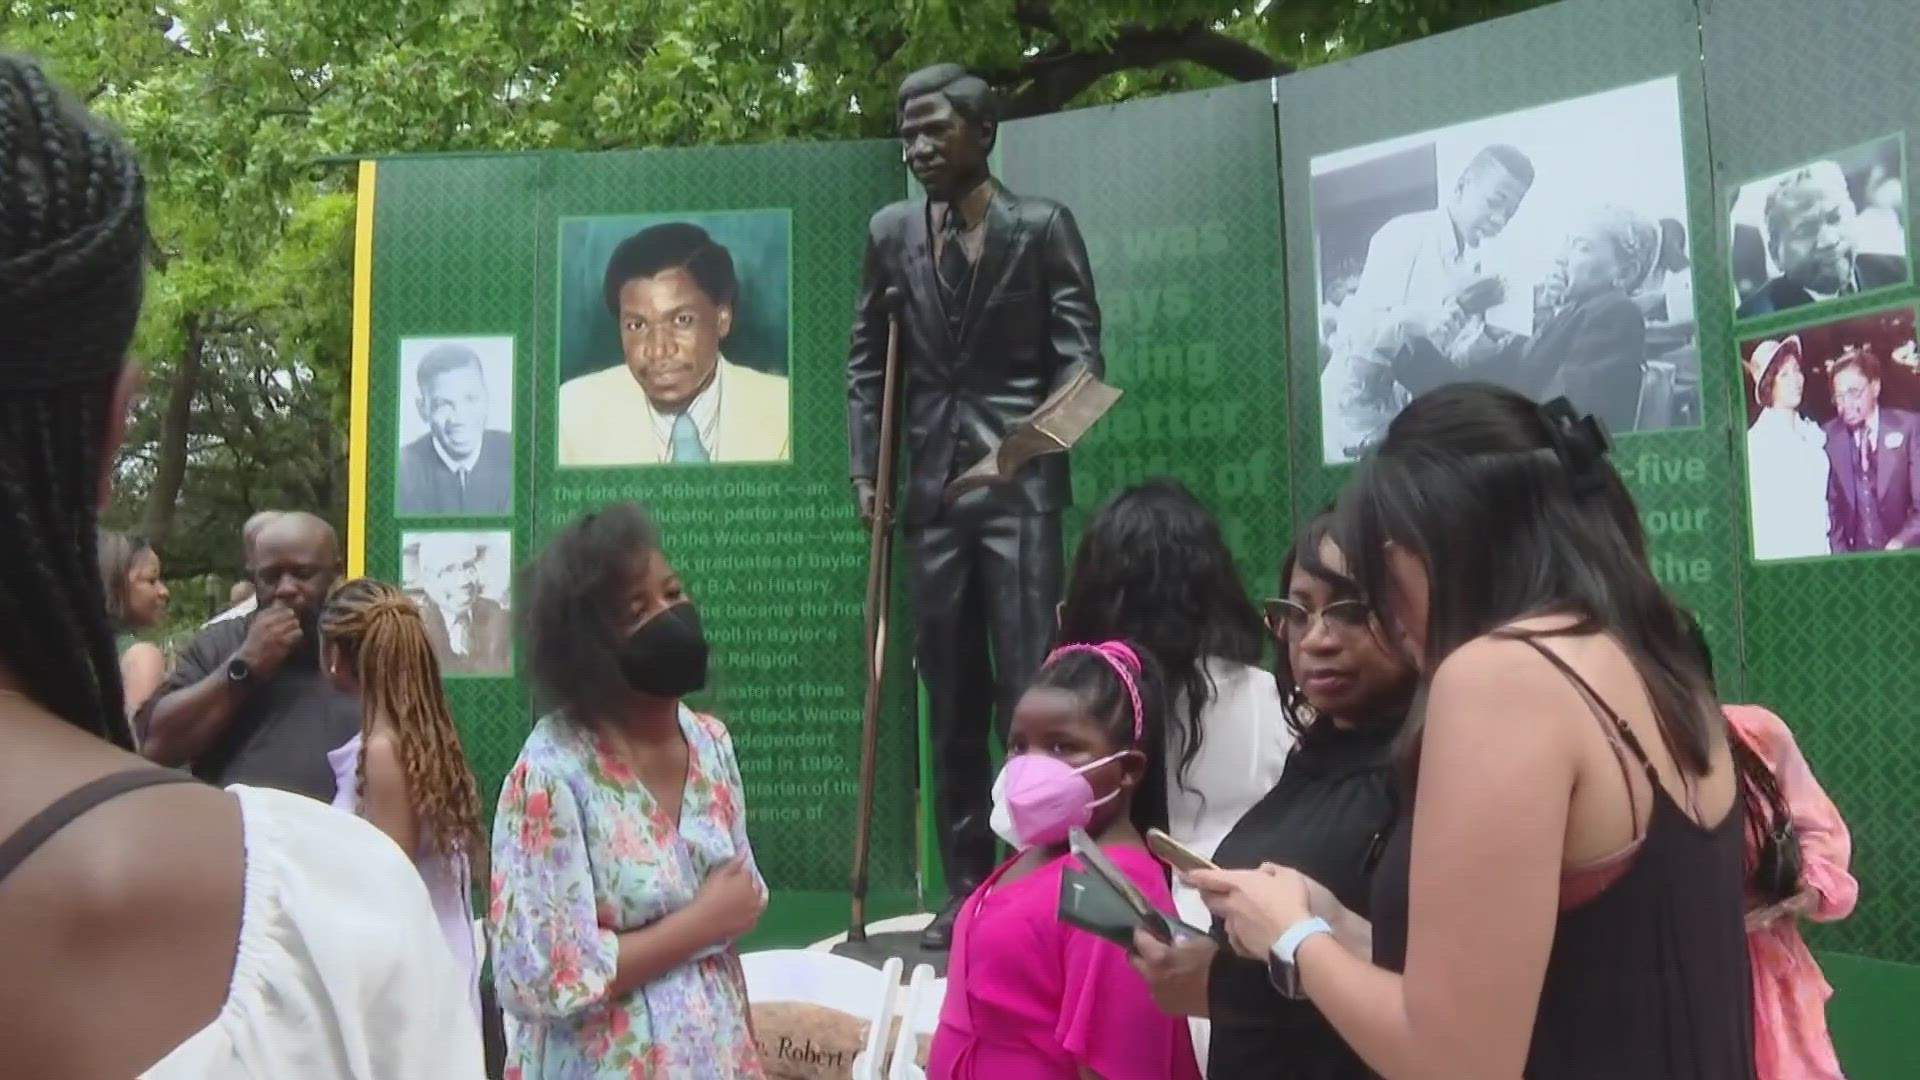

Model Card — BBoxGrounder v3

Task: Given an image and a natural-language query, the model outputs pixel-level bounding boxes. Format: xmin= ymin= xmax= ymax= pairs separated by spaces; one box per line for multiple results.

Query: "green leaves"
xmin=10 ymin=0 xmax=1540 ymax=579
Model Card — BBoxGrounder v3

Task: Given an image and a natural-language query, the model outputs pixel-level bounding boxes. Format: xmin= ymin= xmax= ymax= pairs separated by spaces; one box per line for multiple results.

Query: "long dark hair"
xmin=520 ymin=502 xmax=661 ymax=725
xmin=1029 ymin=641 xmax=1172 ymax=840
xmin=0 ymin=55 xmax=148 ymax=748
xmin=1333 ymin=385 xmax=1718 ymax=778
xmin=1684 ymin=613 xmax=1800 ymax=901
xmin=1376 ymin=382 xmax=1650 ymax=563
xmin=1057 ymin=479 xmax=1265 ymax=794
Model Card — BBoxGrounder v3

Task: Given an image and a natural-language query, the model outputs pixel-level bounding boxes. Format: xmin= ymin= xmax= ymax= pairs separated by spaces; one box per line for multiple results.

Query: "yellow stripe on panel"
xmin=346 ymin=160 xmax=378 ymax=578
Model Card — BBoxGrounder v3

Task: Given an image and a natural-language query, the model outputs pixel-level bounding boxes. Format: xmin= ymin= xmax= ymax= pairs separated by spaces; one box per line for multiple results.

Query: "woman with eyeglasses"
xmin=1194 ymin=386 xmax=1754 ymax=1079
xmin=1133 ymin=512 xmax=1417 ymax=1079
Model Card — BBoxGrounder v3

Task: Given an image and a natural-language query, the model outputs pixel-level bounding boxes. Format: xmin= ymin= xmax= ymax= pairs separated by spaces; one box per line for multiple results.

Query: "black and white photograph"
xmin=396 ymin=335 xmax=515 ymax=516
xmin=1309 ymin=77 xmax=1698 ymax=464
xmin=401 ymin=530 xmax=514 ymax=677
xmin=1731 ymin=134 xmax=1910 ymax=321
xmin=1739 ymin=306 xmax=1920 ymax=563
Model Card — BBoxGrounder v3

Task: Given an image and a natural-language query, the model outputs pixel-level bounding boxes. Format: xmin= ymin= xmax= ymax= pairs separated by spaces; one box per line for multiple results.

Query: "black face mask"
xmin=618 ymin=602 xmax=709 ymax=698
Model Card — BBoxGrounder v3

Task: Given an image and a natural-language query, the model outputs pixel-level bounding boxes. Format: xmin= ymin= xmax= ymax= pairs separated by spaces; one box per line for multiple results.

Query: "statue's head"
xmin=897 ymin=64 xmax=998 ymax=202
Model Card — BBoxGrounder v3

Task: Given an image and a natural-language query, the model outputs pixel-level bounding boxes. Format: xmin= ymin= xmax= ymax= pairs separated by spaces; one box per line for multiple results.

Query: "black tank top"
xmin=0 ymin=769 xmax=199 ymax=886
xmin=1370 ymin=640 xmax=1756 ymax=1079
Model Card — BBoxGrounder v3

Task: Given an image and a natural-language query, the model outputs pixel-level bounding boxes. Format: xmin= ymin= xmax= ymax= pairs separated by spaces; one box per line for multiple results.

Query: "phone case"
xmin=1060 ymin=832 xmax=1209 ymax=947
xmin=1059 ymin=867 xmax=1146 ymax=948
xmin=1146 ymin=829 xmax=1216 ymax=873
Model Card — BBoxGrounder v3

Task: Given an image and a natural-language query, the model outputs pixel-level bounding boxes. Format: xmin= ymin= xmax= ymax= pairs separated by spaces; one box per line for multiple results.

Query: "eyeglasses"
xmin=1262 ymin=598 xmax=1373 ymax=637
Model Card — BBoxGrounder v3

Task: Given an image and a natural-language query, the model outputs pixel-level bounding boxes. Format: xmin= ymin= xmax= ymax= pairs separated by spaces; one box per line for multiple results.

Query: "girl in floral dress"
xmin=491 ymin=503 xmax=767 ymax=1079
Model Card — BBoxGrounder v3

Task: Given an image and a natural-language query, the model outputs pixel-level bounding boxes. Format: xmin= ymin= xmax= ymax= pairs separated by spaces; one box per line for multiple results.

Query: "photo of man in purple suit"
xmin=1824 ymin=345 xmax=1920 ymax=553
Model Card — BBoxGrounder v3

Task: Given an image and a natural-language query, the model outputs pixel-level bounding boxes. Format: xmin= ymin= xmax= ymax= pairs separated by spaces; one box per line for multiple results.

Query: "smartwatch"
xmin=1266 ymin=916 xmax=1332 ymax=1000
xmin=225 ymin=656 xmax=253 ymax=687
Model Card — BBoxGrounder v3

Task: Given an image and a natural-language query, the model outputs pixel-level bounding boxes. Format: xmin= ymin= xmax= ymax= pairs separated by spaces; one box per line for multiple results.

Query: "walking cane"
xmin=848 ymin=287 xmax=904 ymax=943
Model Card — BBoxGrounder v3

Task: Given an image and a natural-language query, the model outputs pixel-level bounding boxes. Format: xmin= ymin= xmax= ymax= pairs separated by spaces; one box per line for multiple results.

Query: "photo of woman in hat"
xmin=1742 ymin=334 xmax=1832 ymax=561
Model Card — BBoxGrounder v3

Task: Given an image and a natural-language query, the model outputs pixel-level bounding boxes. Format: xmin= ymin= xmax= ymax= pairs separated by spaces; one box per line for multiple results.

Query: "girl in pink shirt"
xmin=1727 ymin=703 xmax=1857 ymax=1080
xmin=929 ymin=641 xmax=1203 ymax=1080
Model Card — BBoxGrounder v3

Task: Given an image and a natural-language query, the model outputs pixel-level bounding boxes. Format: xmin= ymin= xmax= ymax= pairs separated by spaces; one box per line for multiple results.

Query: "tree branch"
xmin=997 ymin=21 xmax=1290 ymax=119
xmin=1011 ymin=0 xmax=1062 ymax=35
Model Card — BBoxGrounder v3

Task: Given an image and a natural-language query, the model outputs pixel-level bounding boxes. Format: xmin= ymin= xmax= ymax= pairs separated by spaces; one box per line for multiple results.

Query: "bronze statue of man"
xmin=846 ymin=63 xmax=1103 ymax=949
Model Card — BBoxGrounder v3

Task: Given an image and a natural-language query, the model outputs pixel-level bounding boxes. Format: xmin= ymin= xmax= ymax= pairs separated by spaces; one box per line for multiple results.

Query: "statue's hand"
xmin=852 ymin=478 xmax=877 ymax=530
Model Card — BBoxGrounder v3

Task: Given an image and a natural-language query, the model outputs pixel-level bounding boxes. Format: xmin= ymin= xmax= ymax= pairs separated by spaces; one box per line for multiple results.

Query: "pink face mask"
xmin=990 ymin=640 xmax=1148 ymax=850
xmin=988 ymin=750 xmax=1130 ymax=850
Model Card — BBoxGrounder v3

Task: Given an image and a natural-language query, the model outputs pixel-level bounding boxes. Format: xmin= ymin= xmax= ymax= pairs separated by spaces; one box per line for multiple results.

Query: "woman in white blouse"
xmin=1056 ymin=480 xmax=1290 ymax=1069
xmin=1744 ymin=335 xmax=1833 ymax=561
xmin=0 ymin=55 xmax=483 ymax=1079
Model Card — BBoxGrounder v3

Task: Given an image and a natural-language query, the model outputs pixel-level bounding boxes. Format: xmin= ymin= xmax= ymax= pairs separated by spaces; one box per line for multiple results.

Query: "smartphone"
xmin=1145 ymin=828 xmax=1218 ymax=875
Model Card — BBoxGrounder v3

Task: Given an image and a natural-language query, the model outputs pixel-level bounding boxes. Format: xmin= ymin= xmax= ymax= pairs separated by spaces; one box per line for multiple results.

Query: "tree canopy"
xmin=6 ymin=0 xmax=1541 ymax=613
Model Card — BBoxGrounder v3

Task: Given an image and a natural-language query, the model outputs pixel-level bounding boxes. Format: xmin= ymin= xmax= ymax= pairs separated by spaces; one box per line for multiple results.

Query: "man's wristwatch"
xmin=225 ymin=656 xmax=253 ymax=687
xmin=1266 ymin=916 xmax=1333 ymax=1000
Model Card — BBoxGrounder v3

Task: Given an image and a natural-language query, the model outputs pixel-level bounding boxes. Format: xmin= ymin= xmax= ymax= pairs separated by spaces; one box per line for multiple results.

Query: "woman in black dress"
xmin=1133 ymin=512 xmax=1415 ymax=1079
xmin=1195 ymin=386 xmax=1754 ymax=1079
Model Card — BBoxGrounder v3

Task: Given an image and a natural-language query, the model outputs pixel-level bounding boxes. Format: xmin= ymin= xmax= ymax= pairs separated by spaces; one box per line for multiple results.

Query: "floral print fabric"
xmin=1726 ymin=705 xmax=1856 ymax=1080
xmin=490 ymin=707 xmax=767 ymax=1079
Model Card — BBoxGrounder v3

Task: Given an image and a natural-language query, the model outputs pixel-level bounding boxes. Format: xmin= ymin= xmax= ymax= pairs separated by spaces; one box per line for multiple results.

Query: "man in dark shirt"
xmin=138 ymin=512 xmax=359 ymax=802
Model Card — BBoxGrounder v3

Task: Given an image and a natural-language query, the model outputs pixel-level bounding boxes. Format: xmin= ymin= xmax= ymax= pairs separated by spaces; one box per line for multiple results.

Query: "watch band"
xmin=1276 ymin=916 xmax=1333 ymax=964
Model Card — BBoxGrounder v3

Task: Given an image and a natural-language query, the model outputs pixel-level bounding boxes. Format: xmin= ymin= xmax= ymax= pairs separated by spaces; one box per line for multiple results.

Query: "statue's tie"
xmin=938 ymin=215 xmax=971 ymax=296
xmin=670 ymin=412 xmax=709 ymax=464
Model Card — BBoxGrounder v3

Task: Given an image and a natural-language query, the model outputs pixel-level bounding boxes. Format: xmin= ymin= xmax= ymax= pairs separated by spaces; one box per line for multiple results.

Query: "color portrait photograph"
xmin=1308 ymin=76 xmax=1698 ymax=464
xmin=395 ymin=335 xmax=515 ymax=517
xmin=401 ymin=530 xmax=514 ymax=677
xmin=1730 ymin=133 xmax=1910 ymax=322
xmin=555 ymin=210 xmax=793 ymax=468
xmin=1739 ymin=305 xmax=1920 ymax=562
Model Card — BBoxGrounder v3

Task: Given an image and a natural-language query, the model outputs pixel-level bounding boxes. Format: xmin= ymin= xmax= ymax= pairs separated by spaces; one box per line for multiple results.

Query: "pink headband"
xmin=1044 ymin=640 xmax=1144 ymax=742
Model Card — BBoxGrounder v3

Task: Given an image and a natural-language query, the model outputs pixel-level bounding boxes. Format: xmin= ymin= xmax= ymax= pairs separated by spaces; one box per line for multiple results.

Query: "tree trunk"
xmin=140 ymin=315 xmax=205 ymax=547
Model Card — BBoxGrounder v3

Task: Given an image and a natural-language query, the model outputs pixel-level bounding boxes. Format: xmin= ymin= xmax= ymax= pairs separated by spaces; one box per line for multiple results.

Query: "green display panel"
xmin=365 ymin=155 xmax=546 ymax=826
xmin=1275 ymin=0 xmax=1743 ymax=674
xmin=999 ymin=80 xmax=1292 ymax=600
xmin=362 ymin=142 xmax=921 ymax=893
xmin=355 ymin=20 xmax=1920 ymax=1065
xmin=1700 ymin=0 xmax=1920 ymax=968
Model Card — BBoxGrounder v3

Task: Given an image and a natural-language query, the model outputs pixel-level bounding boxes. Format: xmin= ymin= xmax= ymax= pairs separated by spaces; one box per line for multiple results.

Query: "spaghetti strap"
xmin=1502 ymin=635 xmax=1663 ymax=839
xmin=0 ymin=769 xmax=200 ymax=885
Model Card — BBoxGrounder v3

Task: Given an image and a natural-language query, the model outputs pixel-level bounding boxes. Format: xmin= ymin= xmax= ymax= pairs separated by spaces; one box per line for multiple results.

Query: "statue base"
xmin=815 ymin=913 xmax=950 ymax=977
xmin=826 ymin=930 xmax=951 ymax=978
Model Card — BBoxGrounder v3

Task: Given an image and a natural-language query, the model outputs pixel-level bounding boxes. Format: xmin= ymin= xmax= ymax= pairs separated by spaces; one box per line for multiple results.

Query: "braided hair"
xmin=0 ymin=55 xmax=148 ymax=747
xmin=320 ymin=579 xmax=485 ymax=862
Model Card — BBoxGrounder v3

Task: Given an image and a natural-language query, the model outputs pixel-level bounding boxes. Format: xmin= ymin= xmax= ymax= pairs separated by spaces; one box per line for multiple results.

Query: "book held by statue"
xmin=944 ymin=367 xmax=1122 ymax=500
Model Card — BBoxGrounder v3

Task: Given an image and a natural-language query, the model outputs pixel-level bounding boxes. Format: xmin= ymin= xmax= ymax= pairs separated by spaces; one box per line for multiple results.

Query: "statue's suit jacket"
xmin=847 ymin=186 xmax=1104 ymax=527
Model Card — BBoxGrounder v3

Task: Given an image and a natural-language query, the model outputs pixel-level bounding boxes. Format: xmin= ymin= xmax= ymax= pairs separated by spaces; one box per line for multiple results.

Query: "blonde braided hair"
xmin=320 ymin=578 xmax=484 ymax=861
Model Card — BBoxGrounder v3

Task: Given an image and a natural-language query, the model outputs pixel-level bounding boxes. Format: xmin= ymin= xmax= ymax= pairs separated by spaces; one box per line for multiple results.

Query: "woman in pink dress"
xmin=1727 ymin=703 xmax=1857 ymax=1080
xmin=928 ymin=640 xmax=1203 ymax=1080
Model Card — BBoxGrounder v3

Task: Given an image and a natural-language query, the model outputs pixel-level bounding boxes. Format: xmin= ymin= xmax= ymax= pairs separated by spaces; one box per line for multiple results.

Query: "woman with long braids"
xmin=321 ymin=578 xmax=489 ymax=1025
xmin=0 ymin=54 xmax=483 ymax=1076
